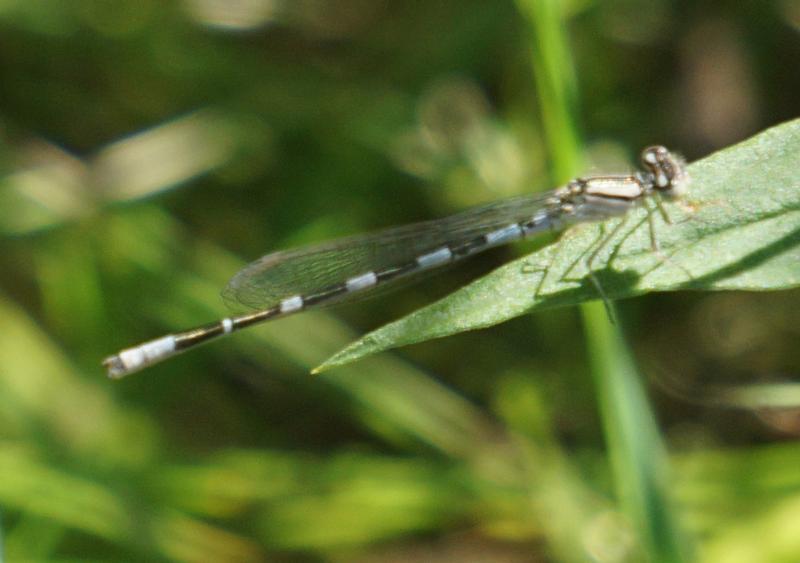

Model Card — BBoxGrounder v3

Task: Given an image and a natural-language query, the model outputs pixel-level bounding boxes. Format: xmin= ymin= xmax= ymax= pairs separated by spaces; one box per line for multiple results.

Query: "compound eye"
xmin=641 ymin=145 xmax=667 ymax=168
xmin=640 ymin=145 xmax=689 ymax=197
xmin=641 ymin=145 xmax=673 ymax=187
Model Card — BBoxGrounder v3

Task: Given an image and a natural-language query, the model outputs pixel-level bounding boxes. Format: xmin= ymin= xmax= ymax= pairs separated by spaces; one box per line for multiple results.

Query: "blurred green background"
xmin=1 ymin=0 xmax=800 ymax=561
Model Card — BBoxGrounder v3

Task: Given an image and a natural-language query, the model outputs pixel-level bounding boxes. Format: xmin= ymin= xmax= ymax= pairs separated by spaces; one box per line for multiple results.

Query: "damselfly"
xmin=104 ymin=145 xmax=689 ymax=378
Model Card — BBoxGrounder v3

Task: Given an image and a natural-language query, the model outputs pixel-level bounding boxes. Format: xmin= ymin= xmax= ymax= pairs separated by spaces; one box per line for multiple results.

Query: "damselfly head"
xmin=640 ymin=145 xmax=689 ymax=199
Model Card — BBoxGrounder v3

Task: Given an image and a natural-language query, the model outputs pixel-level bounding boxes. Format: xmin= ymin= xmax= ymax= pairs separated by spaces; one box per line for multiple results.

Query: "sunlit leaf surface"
xmin=318 ymin=119 xmax=800 ymax=371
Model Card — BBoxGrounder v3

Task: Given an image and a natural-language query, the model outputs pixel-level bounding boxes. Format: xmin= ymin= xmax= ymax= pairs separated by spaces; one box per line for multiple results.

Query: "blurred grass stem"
xmin=516 ymin=0 xmax=691 ymax=560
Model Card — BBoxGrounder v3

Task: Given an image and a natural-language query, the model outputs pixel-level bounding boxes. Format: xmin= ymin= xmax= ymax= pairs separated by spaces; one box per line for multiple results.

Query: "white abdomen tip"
xmin=105 ymin=335 xmax=177 ymax=379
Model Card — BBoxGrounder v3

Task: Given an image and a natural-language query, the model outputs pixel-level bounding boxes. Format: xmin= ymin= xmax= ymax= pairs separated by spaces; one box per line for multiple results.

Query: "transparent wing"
xmin=223 ymin=192 xmax=555 ymax=310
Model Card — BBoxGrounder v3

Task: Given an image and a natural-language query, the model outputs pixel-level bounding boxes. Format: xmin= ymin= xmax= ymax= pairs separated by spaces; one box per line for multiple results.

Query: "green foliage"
xmin=1 ymin=1 xmax=799 ymax=562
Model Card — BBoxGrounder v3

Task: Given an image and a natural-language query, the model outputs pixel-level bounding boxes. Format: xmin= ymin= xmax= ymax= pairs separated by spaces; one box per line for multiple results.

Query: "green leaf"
xmin=315 ymin=119 xmax=800 ymax=372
